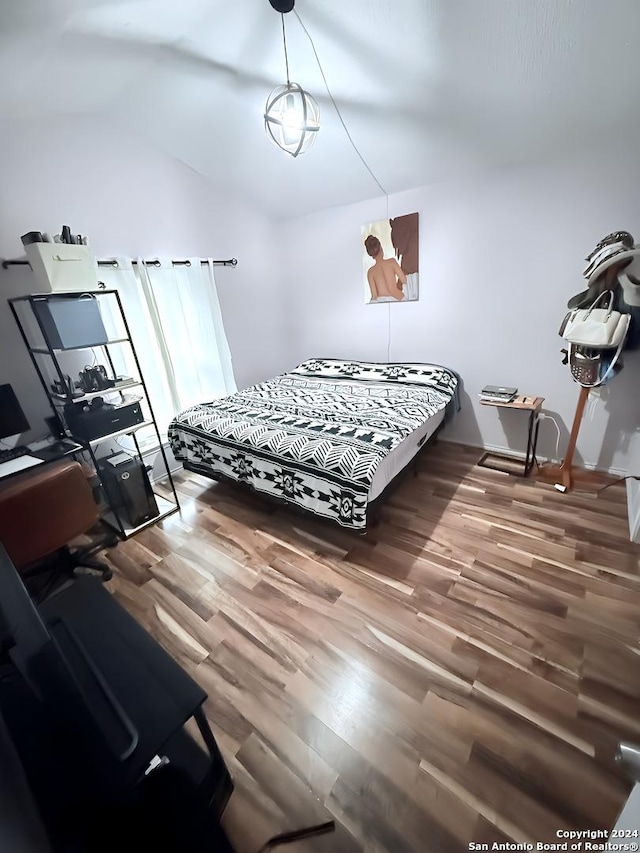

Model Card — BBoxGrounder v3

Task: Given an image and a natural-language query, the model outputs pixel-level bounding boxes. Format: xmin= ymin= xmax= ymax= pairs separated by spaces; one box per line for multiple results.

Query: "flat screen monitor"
xmin=0 ymin=385 xmax=30 ymax=440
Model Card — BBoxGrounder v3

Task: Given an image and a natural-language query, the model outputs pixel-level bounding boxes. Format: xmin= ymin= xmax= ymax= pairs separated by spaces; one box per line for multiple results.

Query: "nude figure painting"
xmin=361 ymin=213 xmax=419 ymax=304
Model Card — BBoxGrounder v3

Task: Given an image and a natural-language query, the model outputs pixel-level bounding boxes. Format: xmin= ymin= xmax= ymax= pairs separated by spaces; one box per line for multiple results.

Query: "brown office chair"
xmin=0 ymin=459 xmax=116 ymax=596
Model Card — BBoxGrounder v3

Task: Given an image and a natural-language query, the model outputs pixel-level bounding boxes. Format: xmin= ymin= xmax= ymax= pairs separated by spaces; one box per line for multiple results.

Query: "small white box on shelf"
xmin=25 ymin=242 xmax=99 ymax=292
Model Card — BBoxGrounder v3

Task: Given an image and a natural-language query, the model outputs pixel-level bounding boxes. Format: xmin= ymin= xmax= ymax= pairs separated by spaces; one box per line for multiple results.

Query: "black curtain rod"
xmin=100 ymin=258 xmax=238 ymax=268
xmin=2 ymin=257 xmax=237 ymax=270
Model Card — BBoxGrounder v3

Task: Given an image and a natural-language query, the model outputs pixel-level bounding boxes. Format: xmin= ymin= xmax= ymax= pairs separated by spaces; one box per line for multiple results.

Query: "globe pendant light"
xmin=264 ymin=1 xmax=320 ymax=157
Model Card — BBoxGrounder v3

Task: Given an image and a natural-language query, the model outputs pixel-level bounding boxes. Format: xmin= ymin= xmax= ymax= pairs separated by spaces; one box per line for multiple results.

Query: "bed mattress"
xmin=368 ymin=407 xmax=445 ymax=500
xmin=168 ymin=359 xmax=458 ymax=530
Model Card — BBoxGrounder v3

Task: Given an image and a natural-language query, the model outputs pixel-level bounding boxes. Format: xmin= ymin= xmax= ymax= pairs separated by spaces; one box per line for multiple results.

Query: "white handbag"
xmin=560 ymin=291 xmax=630 ymax=348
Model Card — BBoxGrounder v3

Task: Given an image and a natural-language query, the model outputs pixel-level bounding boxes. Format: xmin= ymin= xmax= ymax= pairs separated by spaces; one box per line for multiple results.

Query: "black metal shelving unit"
xmin=9 ymin=289 xmax=180 ymax=539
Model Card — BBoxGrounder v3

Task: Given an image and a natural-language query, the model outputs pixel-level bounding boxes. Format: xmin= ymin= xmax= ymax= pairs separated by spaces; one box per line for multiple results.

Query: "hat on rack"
xmin=567 ymin=278 xmax=605 ymax=310
xmin=567 ymin=230 xmax=640 ymax=309
xmin=583 ymin=230 xmax=640 ymax=285
xmin=619 ymin=255 xmax=640 ymax=307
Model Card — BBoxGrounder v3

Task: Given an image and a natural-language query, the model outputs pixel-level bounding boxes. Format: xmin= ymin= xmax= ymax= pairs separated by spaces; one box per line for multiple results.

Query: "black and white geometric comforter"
xmin=168 ymin=359 xmax=459 ymax=530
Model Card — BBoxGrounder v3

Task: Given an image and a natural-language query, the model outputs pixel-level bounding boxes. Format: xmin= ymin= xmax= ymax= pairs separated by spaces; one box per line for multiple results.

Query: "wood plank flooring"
xmin=104 ymin=442 xmax=640 ymax=852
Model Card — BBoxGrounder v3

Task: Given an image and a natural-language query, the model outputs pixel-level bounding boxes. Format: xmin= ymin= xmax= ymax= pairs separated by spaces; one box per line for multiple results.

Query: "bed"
xmin=168 ymin=358 xmax=459 ymax=530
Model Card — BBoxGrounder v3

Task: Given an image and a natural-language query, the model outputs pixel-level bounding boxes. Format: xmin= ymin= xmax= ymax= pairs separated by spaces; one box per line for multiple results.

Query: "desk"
xmin=1 ymin=576 xmax=233 ymax=850
xmin=0 ymin=456 xmax=43 ymax=480
xmin=478 ymin=395 xmax=544 ymax=477
xmin=0 ymin=441 xmax=83 ymax=483
xmin=5 ymin=577 xmax=233 ymax=853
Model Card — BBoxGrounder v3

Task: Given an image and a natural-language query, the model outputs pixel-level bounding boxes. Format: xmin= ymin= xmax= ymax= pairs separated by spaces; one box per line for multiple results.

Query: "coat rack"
xmin=538 ymin=265 xmax=621 ymax=492
xmin=538 ymin=386 xmax=590 ymax=491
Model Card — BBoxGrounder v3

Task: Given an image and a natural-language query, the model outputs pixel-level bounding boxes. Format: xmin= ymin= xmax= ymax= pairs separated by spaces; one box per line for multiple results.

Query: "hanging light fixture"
xmin=264 ymin=0 xmax=320 ymax=157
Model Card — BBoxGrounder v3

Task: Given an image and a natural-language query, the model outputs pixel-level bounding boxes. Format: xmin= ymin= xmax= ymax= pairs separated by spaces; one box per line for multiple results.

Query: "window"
xmin=97 ymin=258 xmax=236 ymax=445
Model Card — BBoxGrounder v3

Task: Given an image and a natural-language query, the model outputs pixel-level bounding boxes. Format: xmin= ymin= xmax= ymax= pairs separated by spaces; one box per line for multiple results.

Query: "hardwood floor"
xmin=104 ymin=441 xmax=640 ymax=852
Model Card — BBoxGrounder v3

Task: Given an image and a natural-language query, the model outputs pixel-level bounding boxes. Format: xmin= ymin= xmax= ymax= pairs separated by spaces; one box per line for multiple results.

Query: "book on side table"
xmin=479 ymin=385 xmax=517 ymax=403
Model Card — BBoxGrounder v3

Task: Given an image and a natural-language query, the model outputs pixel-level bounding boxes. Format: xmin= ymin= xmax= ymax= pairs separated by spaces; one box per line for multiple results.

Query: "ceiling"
xmin=3 ymin=0 xmax=640 ymax=217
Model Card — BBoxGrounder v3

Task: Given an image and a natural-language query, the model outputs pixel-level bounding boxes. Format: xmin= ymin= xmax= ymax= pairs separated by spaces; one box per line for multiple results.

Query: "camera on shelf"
xmin=51 ymin=374 xmax=83 ymax=399
xmin=78 ymin=365 xmax=114 ymax=393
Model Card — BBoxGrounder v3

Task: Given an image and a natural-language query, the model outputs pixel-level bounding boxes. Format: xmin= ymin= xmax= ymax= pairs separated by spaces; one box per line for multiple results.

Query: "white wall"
xmin=4 ymin=116 xmax=640 ymax=475
xmin=278 ymin=141 xmax=640 ymax=473
xmin=0 ymin=115 xmax=289 ymax=441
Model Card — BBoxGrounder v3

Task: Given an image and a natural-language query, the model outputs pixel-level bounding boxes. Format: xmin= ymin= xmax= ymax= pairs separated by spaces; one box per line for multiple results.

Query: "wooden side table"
xmin=478 ymin=395 xmax=544 ymax=477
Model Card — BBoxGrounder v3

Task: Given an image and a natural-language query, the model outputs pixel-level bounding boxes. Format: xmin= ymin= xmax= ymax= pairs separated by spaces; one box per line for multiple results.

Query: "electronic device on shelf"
xmin=52 ymin=368 xmax=136 ymax=399
xmin=51 ymin=374 xmax=84 ymax=399
xmin=31 ymin=293 xmax=109 ymax=350
xmin=64 ymin=396 xmax=144 ymax=441
xmin=481 ymin=385 xmax=518 ymax=397
xmin=78 ymin=364 xmax=114 ymax=393
xmin=97 ymin=453 xmax=159 ymax=528
xmin=479 ymin=394 xmax=517 ymax=403
xmin=479 ymin=385 xmax=517 ymax=404
xmin=479 ymin=384 xmax=517 ymax=404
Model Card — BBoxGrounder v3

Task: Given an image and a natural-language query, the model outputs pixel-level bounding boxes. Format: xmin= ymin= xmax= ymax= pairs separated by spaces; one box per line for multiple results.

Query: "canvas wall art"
xmin=361 ymin=212 xmax=419 ymax=304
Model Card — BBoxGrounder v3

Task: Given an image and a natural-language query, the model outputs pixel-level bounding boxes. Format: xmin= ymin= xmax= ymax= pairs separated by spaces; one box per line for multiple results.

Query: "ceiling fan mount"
xmin=268 ymin=0 xmax=295 ymax=12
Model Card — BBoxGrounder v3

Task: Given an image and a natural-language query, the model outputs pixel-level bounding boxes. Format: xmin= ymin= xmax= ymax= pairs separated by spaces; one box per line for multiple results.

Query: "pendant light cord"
xmin=294 ymin=10 xmax=387 ymax=198
xmin=293 ymin=9 xmax=392 ymax=362
xmin=281 ymin=14 xmax=290 ymax=85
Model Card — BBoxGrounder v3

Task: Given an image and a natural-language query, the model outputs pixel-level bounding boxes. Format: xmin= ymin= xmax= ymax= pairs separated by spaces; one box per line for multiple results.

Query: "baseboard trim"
xmin=439 ymin=437 xmax=629 ymax=477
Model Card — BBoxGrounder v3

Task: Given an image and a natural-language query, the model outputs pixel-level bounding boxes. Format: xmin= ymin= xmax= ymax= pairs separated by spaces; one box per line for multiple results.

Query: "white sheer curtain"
xmin=136 ymin=259 xmax=235 ymax=413
xmin=97 ymin=257 xmax=235 ymax=439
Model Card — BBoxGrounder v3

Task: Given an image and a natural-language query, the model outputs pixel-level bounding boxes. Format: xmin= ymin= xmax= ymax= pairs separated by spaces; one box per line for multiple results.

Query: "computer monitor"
xmin=0 ymin=385 xmax=30 ymax=440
